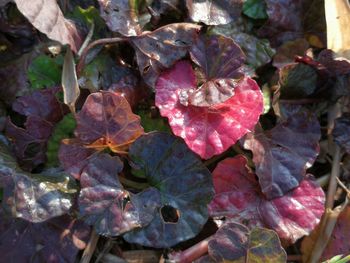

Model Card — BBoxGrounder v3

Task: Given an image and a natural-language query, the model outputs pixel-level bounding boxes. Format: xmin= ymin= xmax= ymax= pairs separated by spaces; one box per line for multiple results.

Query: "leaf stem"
xmin=119 ymin=176 xmax=149 ymax=190
xmin=80 ymin=228 xmax=99 ymax=263
xmin=77 ymin=37 xmax=129 ymax=75
xmin=168 ymin=237 xmax=210 ymax=263
xmin=326 ymin=145 xmax=341 ymax=209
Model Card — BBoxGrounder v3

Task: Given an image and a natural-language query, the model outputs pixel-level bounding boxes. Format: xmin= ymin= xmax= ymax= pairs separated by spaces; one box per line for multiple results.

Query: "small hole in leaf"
xmin=122 ymin=195 xmax=131 ymax=211
xmin=113 ymin=8 xmax=119 ymax=12
xmin=143 ymin=65 xmax=151 ymax=74
xmin=160 ymin=205 xmax=180 ymax=223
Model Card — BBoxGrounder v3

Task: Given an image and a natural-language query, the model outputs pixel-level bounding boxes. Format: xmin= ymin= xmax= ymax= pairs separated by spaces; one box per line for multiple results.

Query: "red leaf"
xmin=208 ymin=155 xmax=325 ymax=244
xmin=155 ymin=61 xmax=263 ymax=159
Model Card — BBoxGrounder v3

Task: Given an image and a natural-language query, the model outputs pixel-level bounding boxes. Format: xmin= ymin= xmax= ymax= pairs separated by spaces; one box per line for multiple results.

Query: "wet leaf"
xmin=14 ymin=0 xmax=83 ymax=52
xmin=62 ymin=47 xmax=80 ymax=113
xmin=208 ymin=222 xmax=287 ymax=262
xmin=208 ymin=155 xmax=325 ymax=244
xmin=243 ymin=111 xmax=321 ymax=199
xmin=186 ymin=0 xmax=243 ymax=25
xmin=74 ymin=91 xmax=144 ymax=153
xmin=131 ymin=23 xmax=201 ymax=87
xmin=97 ymin=0 xmax=141 ymax=36
xmin=0 ymin=140 xmax=77 ymax=222
xmin=27 ymin=55 xmax=63 ymax=89
xmin=333 ymin=113 xmax=350 ymax=154
xmin=123 ymin=132 xmax=214 ymax=248
xmin=242 ymin=0 xmax=268 ymax=20
xmin=155 ymin=61 xmax=263 ymax=159
xmin=79 ymin=153 xmax=160 ymax=235
xmin=0 ymin=210 xmax=90 ymax=263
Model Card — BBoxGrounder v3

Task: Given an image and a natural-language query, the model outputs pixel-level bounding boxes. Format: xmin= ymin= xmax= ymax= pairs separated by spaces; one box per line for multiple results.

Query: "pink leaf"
xmin=208 ymin=155 xmax=325 ymax=244
xmin=155 ymin=61 xmax=263 ymax=159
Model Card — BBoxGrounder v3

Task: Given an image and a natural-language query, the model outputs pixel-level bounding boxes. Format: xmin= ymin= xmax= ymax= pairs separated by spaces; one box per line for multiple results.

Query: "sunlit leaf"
xmin=156 ymin=60 xmax=263 ymax=159
xmin=208 ymin=155 xmax=325 ymax=244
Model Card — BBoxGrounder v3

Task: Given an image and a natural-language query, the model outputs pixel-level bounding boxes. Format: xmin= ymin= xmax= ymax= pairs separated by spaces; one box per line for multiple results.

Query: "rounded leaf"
xmin=155 ymin=61 xmax=263 ymax=159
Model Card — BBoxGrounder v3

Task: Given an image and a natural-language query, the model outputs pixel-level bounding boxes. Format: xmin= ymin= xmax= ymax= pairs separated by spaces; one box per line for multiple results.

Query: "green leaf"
xmin=243 ymin=0 xmax=268 ymax=20
xmin=47 ymin=113 xmax=76 ymax=167
xmin=137 ymin=109 xmax=170 ymax=133
xmin=324 ymin=255 xmax=350 ymax=263
xmin=27 ymin=55 xmax=63 ymax=89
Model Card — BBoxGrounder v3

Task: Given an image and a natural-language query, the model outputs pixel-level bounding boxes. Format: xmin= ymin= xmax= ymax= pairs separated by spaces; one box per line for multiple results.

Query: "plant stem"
xmin=76 ymin=37 xmax=129 ymax=75
xmin=326 ymin=145 xmax=341 ymax=209
xmin=168 ymin=237 xmax=210 ymax=263
xmin=80 ymin=228 xmax=99 ymax=263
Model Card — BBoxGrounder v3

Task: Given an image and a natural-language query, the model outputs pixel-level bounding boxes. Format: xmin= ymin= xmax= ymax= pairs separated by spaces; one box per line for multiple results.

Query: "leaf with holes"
xmin=208 ymin=155 xmax=325 ymax=244
xmin=207 ymin=222 xmax=287 ymax=262
xmin=74 ymin=91 xmax=144 ymax=153
xmin=131 ymin=23 xmax=201 ymax=87
xmin=0 ymin=209 xmax=90 ymax=263
xmin=186 ymin=0 xmax=243 ymax=25
xmin=14 ymin=0 xmax=82 ymax=52
xmin=0 ymin=140 xmax=77 ymax=222
xmin=243 ymin=111 xmax=321 ymax=199
xmin=97 ymin=0 xmax=141 ymax=36
xmin=78 ymin=153 xmax=161 ymax=235
xmin=123 ymin=132 xmax=214 ymax=248
xmin=156 ymin=60 xmax=263 ymax=159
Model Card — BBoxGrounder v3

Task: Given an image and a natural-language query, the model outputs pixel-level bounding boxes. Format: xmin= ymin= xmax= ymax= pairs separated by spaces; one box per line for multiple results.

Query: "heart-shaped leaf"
xmin=123 ymin=132 xmax=214 ymax=248
xmin=0 ymin=210 xmax=90 ymax=263
xmin=131 ymin=23 xmax=201 ymax=87
xmin=243 ymin=111 xmax=321 ymax=199
xmin=155 ymin=60 xmax=263 ymax=159
xmin=208 ymin=155 xmax=325 ymax=244
xmin=207 ymin=222 xmax=287 ymax=262
xmin=0 ymin=139 xmax=77 ymax=222
xmin=74 ymin=91 xmax=144 ymax=153
xmin=186 ymin=0 xmax=243 ymax=25
xmin=78 ymin=153 xmax=161 ymax=236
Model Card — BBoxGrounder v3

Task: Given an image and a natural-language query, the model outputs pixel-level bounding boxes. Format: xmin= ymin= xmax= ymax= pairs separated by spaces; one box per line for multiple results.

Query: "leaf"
xmin=0 ymin=140 xmax=77 ymax=222
xmin=47 ymin=114 xmax=76 ymax=167
xmin=78 ymin=153 xmax=161 ymax=236
xmin=62 ymin=47 xmax=80 ymax=113
xmin=186 ymin=0 xmax=243 ymax=25
xmin=58 ymin=139 xmax=97 ymax=180
xmin=243 ymin=111 xmax=321 ymax=199
xmin=12 ymin=86 xmax=67 ymax=123
xmin=14 ymin=0 xmax=82 ymax=52
xmin=123 ymin=132 xmax=214 ymax=248
xmin=207 ymin=222 xmax=287 ymax=262
xmin=131 ymin=23 xmax=201 ymax=87
xmin=74 ymin=91 xmax=144 ymax=153
xmin=0 ymin=210 xmax=90 ymax=263
xmin=155 ymin=60 xmax=263 ymax=159
xmin=273 ymin=38 xmax=309 ymax=69
xmin=243 ymin=0 xmax=268 ymax=20
xmin=325 ymin=0 xmax=350 ymax=58
xmin=97 ymin=0 xmax=141 ymax=36
xmin=27 ymin=54 xmax=63 ymax=89
xmin=137 ymin=109 xmax=171 ymax=133
xmin=208 ymin=155 xmax=325 ymax=244
xmin=333 ymin=113 xmax=350 ymax=154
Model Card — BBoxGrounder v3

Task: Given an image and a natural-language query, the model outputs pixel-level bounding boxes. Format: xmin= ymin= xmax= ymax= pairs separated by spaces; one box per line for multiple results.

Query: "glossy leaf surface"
xmin=208 ymin=222 xmax=287 ymax=262
xmin=0 ymin=210 xmax=90 ymax=263
xmin=243 ymin=111 xmax=321 ymax=199
xmin=0 ymin=140 xmax=77 ymax=222
xmin=79 ymin=153 xmax=160 ymax=236
xmin=208 ymin=155 xmax=325 ymax=244
xmin=131 ymin=23 xmax=201 ymax=87
xmin=156 ymin=61 xmax=263 ymax=159
xmin=124 ymin=132 xmax=214 ymax=248
xmin=74 ymin=91 xmax=143 ymax=153
xmin=186 ymin=0 xmax=242 ymax=25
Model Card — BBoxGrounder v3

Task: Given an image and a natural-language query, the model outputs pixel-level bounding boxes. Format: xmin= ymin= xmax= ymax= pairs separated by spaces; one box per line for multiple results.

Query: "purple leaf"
xmin=156 ymin=61 xmax=263 ymax=159
xmin=243 ymin=111 xmax=321 ymax=199
xmin=333 ymin=113 xmax=350 ymax=154
xmin=0 ymin=210 xmax=90 ymax=263
xmin=208 ymin=155 xmax=325 ymax=244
